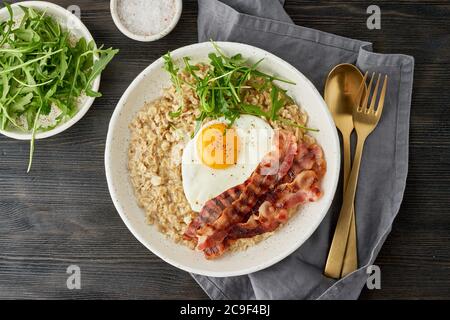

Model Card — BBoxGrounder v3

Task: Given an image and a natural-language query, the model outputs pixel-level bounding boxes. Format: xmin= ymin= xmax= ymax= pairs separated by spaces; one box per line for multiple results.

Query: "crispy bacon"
xmin=183 ymin=182 xmax=248 ymax=241
xmin=227 ymin=170 xmax=322 ymax=240
xmin=204 ymin=170 xmax=322 ymax=259
xmin=196 ymin=130 xmax=298 ymax=253
xmin=281 ymin=142 xmax=326 ymax=184
xmin=242 ymin=142 xmax=325 ymax=223
xmin=205 ymin=144 xmax=324 ymax=259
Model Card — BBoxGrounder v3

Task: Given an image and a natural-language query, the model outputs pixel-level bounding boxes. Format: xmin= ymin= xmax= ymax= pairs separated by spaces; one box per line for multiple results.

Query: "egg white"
xmin=181 ymin=115 xmax=274 ymax=212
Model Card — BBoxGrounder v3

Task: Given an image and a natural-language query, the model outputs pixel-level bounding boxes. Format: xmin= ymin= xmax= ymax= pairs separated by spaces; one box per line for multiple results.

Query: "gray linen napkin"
xmin=192 ymin=0 xmax=414 ymax=300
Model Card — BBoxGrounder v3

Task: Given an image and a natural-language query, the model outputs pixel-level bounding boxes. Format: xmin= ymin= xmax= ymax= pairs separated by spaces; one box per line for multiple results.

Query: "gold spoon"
xmin=324 ymin=63 xmax=365 ymax=278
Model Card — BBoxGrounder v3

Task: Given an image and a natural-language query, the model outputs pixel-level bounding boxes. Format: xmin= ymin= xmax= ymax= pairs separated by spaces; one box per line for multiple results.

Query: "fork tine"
xmin=361 ymin=72 xmax=375 ymax=112
xmin=368 ymin=74 xmax=381 ymax=114
xmin=375 ymin=75 xmax=388 ymax=117
xmin=355 ymin=72 xmax=368 ymax=112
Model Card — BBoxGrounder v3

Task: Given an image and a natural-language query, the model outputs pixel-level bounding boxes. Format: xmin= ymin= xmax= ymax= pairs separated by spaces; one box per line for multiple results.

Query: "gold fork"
xmin=324 ymin=72 xmax=388 ymax=279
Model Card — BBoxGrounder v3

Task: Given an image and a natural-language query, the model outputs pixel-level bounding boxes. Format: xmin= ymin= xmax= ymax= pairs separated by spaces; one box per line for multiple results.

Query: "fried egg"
xmin=182 ymin=115 xmax=274 ymax=212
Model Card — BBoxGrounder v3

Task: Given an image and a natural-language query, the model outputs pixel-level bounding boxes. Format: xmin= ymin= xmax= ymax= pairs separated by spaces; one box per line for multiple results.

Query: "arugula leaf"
xmin=10 ymin=92 xmax=33 ymax=113
xmin=1 ymin=73 xmax=10 ymax=100
xmin=240 ymin=103 xmax=268 ymax=118
xmin=27 ymin=105 xmax=41 ymax=173
xmin=163 ymin=52 xmax=184 ymax=118
xmin=83 ymin=47 xmax=119 ymax=97
xmin=162 ymin=41 xmax=312 ymax=134
xmin=183 ymin=57 xmax=199 ymax=80
xmin=0 ymin=48 xmax=63 ymax=75
xmin=0 ymin=3 xmax=14 ymax=47
xmin=269 ymin=84 xmax=285 ymax=120
xmin=14 ymin=28 xmax=40 ymax=42
xmin=278 ymin=118 xmax=319 ymax=132
xmin=193 ymin=111 xmax=207 ymax=137
xmin=0 ymin=3 xmax=118 ymax=171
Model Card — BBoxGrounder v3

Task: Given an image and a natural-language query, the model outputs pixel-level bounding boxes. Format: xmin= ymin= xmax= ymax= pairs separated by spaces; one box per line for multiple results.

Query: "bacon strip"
xmin=204 ymin=170 xmax=322 ymax=259
xmin=238 ymin=142 xmax=325 ymax=226
xmin=196 ymin=130 xmax=298 ymax=253
xmin=228 ymin=170 xmax=321 ymax=240
xmin=281 ymin=142 xmax=326 ymax=184
xmin=183 ymin=182 xmax=248 ymax=241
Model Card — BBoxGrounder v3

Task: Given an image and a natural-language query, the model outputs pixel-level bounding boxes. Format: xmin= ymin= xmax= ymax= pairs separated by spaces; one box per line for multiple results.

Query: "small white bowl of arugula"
xmin=0 ymin=1 xmax=118 ymax=171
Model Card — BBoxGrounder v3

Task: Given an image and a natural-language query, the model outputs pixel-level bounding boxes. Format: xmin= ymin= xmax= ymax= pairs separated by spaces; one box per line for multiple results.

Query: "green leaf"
xmin=169 ymin=107 xmax=182 ymax=118
xmin=85 ymin=87 xmax=102 ymax=98
xmin=193 ymin=112 xmax=207 ymax=137
xmin=27 ymin=106 xmax=42 ymax=173
xmin=278 ymin=118 xmax=319 ymax=132
xmin=0 ymin=49 xmax=63 ymax=76
xmin=269 ymin=84 xmax=286 ymax=120
xmin=183 ymin=57 xmax=199 ymax=80
xmin=59 ymin=49 xmax=68 ymax=81
xmin=1 ymin=74 xmax=10 ymax=101
xmin=10 ymin=93 xmax=33 ymax=113
xmin=0 ymin=2 xmax=14 ymax=47
xmin=44 ymin=17 xmax=60 ymax=37
xmin=14 ymin=28 xmax=40 ymax=42
xmin=83 ymin=48 xmax=118 ymax=94
xmin=241 ymin=104 xmax=268 ymax=118
xmin=163 ymin=52 xmax=184 ymax=113
xmin=228 ymin=53 xmax=246 ymax=65
xmin=40 ymin=101 xmax=51 ymax=115
xmin=25 ymin=106 xmax=35 ymax=131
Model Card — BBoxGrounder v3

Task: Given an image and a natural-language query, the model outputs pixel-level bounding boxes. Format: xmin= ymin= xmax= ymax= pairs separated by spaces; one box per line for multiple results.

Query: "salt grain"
xmin=116 ymin=0 xmax=177 ymax=36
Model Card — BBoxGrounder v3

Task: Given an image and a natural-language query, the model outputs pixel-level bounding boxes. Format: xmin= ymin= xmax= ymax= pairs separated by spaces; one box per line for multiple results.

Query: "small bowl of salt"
xmin=110 ymin=0 xmax=182 ymax=42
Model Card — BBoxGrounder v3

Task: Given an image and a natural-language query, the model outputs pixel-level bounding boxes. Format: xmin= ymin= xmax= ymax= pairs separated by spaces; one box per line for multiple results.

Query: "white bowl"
xmin=110 ymin=0 xmax=182 ymax=42
xmin=0 ymin=1 xmax=100 ymax=141
xmin=105 ymin=42 xmax=340 ymax=277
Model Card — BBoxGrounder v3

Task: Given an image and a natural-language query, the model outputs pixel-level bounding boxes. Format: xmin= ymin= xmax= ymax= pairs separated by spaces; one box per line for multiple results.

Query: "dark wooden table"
xmin=0 ymin=0 xmax=449 ymax=300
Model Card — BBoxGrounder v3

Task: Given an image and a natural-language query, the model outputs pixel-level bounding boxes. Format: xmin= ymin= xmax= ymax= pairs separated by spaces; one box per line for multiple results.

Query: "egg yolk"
xmin=197 ymin=123 xmax=239 ymax=169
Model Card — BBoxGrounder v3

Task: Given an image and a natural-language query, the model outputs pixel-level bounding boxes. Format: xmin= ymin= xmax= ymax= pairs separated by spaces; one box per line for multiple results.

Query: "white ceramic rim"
xmin=110 ymin=0 xmax=183 ymax=42
xmin=105 ymin=42 xmax=340 ymax=277
xmin=0 ymin=1 xmax=100 ymax=141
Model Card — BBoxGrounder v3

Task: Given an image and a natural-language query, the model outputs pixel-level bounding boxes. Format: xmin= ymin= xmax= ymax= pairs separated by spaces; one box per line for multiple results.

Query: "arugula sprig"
xmin=163 ymin=41 xmax=318 ymax=135
xmin=163 ymin=52 xmax=184 ymax=118
xmin=0 ymin=3 xmax=118 ymax=171
xmin=269 ymin=84 xmax=319 ymax=132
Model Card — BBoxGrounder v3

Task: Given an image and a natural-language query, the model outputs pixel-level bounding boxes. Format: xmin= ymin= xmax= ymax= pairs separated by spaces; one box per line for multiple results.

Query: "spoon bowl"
xmin=324 ymin=63 xmax=365 ymax=134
